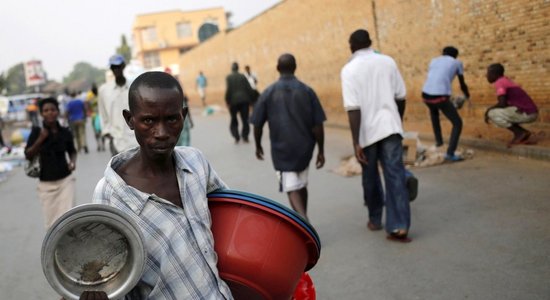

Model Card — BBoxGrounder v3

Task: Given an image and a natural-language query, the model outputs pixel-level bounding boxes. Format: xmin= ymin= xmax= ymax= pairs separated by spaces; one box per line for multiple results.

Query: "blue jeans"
xmin=361 ymin=134 xmax=411 ymax=232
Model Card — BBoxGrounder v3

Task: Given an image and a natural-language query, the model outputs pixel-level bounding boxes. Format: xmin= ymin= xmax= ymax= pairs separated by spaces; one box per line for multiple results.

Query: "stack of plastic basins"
xmin=207 ymin=190 xmax=321 ymax=300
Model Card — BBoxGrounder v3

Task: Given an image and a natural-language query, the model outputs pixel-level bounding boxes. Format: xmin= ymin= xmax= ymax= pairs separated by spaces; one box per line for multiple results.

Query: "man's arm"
xmin=312 ymin=124 xmax=325 ymax=169
xmin=395 ymin=99 xmax=406 ymax=121
xmin=253 ymin=126 xmax=264 ymax=160
xmin=224 ymin=77 xmax=231 ymax=106
xmin=458 ymin=74 xmax=470 ymax=98
xmin=347 ymin=110 xmax=367 ymax=164
xmin=97 ymin=89 xmax=111 ymax=138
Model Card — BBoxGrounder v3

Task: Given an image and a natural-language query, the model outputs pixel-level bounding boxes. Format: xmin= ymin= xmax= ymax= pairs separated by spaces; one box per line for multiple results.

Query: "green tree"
xmin=0 ymin=72 xmax=5 ymax=95
xmin=116 ymin=35 xmax=132 ymax=63
xmin=5 ymin=63 xmax=27 ymax=95
xmin=62 ymin=62 xmax=106 ymax=86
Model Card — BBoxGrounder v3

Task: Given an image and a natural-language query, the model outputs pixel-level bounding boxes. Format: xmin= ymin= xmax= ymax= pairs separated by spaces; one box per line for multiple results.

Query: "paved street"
xmin=1 ymin=111 xmax=549 ymax=299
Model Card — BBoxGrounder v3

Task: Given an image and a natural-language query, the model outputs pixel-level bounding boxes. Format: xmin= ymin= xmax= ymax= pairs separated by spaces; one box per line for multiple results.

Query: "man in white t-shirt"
xmin=97 ymin=54 xmax=138 ymax=156
xmin=341 ymin=29 xmax=412 ymax=242
xmin=244 ymin=65 xmax=260 ymax=107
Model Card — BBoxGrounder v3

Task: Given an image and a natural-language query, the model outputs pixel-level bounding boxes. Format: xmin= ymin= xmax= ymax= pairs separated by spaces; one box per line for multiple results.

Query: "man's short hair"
xmin=442 ymin=46 xmax=459 ymax=58
xmin=488 ymin=63 xmax=505 ymax=77
xmin=128 ymin=71 xmax=184 ymax=111
xmin=349 ymin=29 xmax=372 ymax=49
xmin=38 ymin=97 xmax=59 ymax=112
xmin=277 ymin=53 xmax=297 ymax=73
xmin=231 ymin=62 xmax=239 ymax=71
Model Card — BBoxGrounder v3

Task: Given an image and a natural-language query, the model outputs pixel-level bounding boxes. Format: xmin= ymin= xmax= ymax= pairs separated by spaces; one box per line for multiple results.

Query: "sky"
xmin=0 ymin=0 xmax=280 ymax=82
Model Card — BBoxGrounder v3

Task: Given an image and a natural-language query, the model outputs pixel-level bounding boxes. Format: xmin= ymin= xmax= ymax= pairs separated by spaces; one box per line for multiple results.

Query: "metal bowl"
xmin=41 ymin=204 xmax=146 ymax=300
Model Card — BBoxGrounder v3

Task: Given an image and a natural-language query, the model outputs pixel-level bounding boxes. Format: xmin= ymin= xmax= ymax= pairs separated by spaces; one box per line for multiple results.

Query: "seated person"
xmin=485 ymin=63 xmax=538 ymax=147
xmin=89 ymin=71 xmax=233 ymax=299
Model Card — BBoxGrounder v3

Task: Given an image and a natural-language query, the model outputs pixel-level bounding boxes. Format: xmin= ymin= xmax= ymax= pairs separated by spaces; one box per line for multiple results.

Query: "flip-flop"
xmin=507 ymin=131 xmax=531 ymax=147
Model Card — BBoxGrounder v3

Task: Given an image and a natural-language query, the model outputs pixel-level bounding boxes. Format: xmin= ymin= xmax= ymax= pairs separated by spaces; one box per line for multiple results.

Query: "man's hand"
xmin=39 ymin=127 xmax=50 ymax=140
xmin=316 ymin=152 xmax=325 ymax=169
xmin=60 ymin=291 xmax=110 ymax=300
xmin=354 ymin=144 xmax=368 ymax=165
xmin=255 ymin=145 xmax=264 ymax=160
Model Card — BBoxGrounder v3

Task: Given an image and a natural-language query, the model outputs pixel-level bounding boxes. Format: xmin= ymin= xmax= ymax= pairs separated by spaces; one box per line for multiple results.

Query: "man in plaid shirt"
xmin=89 ymin=71 xmax=233 ymax=300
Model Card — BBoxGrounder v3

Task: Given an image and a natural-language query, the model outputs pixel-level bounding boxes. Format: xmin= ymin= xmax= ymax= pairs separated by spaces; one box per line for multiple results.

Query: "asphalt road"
xmin=1 ymin=111 xmax=549 ymax=299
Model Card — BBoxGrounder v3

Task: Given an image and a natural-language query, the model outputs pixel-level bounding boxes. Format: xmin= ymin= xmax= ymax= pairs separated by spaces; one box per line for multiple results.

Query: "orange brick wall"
xmin=375 ymin=0 xmax=550 ymax=124
xmin=178 ymin=0 xmax=550 ymax=126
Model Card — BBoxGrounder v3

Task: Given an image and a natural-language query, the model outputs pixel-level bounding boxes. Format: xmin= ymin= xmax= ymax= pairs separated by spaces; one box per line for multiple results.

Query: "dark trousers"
xmin=229 ymin=102 xmax=250 ymax=141
xmin=425 ymin=99 xmax=462 ymax=156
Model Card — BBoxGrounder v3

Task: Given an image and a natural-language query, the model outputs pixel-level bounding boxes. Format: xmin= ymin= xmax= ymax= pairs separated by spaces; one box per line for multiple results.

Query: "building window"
xmin=141 ymin=26 xmax=157 ymax=43
xmin=198 ymin=23 xmax=220 ymax=42
xmin=176 ymin=22 xmax=192 ymax=38
xmin=144 ymin=51 xmax=161 ymax=69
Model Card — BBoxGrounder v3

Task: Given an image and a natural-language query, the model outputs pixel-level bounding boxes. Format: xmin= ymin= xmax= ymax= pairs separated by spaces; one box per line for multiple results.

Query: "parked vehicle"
xmin=3 ymin=93 xmax=48 ymax=122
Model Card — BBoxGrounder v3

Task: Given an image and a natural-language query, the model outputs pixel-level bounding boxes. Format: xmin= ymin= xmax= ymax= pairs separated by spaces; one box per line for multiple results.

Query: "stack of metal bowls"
xmin=41 ymin=204 xmax=146 ymax=300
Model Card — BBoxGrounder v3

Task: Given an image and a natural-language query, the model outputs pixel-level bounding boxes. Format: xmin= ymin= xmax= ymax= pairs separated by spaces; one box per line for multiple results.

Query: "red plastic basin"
xmin=208 ymin=195 xmax=320 ymax=300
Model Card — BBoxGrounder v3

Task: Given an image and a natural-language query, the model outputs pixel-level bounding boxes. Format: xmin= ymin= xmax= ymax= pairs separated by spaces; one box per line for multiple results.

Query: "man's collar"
xmin=279 ymin=74 xmax=295 ymax=79
xmin=106 ymin=147 xmax=193 ymax=214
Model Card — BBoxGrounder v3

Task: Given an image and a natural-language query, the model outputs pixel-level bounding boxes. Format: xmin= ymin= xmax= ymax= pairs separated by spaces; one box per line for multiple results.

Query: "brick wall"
xmin=178 ymin=0 xmax=550 ymax=126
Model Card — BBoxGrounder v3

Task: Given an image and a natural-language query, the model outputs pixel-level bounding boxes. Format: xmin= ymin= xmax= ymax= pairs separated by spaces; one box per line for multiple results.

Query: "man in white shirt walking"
xmin=341 ymin=29 xmax=412 ymax=242
xmin=97 ymin=54 xmax=138 ymax=155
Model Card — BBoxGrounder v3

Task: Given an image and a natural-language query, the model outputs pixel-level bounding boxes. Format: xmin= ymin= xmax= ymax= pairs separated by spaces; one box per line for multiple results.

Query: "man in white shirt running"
xmin=341 ymin=29 xmax=412 ymax=242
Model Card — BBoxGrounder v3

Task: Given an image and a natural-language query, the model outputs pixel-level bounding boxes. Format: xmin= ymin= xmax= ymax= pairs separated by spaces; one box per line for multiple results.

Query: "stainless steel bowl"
xmin=41 ymin=204 xmax=146 ymax=300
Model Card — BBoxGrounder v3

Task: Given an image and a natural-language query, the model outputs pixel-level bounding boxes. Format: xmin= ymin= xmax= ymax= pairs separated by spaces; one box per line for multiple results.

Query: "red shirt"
xmin=493 ymin=76 xmax=538 ymax=114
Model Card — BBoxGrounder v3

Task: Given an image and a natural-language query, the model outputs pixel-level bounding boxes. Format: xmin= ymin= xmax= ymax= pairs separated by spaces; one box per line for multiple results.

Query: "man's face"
xmin=40 ymin=103 xmax=59 ymax=123
xmin=486 ymin=69 xmax=497 ymax=83
xmin=125 ymin=86 xmax=187 ymax=160
xmin=110 ymin=64 xmax=125 ymax=78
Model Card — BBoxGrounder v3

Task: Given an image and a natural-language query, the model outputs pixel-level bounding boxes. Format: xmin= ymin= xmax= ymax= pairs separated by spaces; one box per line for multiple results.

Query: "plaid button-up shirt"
xmin=93 ymin=147 xmax=233 ymax=300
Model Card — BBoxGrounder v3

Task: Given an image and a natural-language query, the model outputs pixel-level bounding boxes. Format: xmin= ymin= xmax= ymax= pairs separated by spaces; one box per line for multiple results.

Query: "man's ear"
xmin=122 ymin=109 xmax=134 ymax=130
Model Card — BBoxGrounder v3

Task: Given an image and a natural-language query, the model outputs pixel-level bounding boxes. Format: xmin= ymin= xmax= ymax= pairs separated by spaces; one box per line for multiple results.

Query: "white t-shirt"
xmin=341 ymin=48 xmax=406 ymax=148
xmin=245 ymin=72 xmax=257 ymax=90
xmin=97 ymin=80 xmax=138 ymax=152
xmin=422 ymin=55 xmax=464 ymax=96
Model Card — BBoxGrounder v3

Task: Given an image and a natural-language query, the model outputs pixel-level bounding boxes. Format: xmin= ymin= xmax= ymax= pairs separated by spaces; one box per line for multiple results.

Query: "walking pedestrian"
xmin=26 ymin=99 xmax=40 ymax=127
xmin=66 ymin=91 xmax=88 ymax=153
xmin=86 ymin=84 xmax=105 ymax=151
xmin=251 ymin=53 xmax=326 ymax=220
xmin=421 ymin=46 xmax=470 ymax=162
xmin=24 ymin=98 xmax=77 ymax=228
xmin=244 ymin=65 xmax=260 ymax=107
xmin=485 ymin=63 xmax=538 ymax=147
xmin=225 ymin=62 xmax=254 ymax=143
xmin=196 ymin=71 xmax=208 ymax=107
xmin=341 ymin=29 xmax=412 ymax=242
xmin=97 ymin=54 xmax=137 ymax=156
xmin=0 ymin=116 xmax=5 ymax=148
xmin=166 ymin=67 xmax=194 ymax=146
xmin=91 ymin=71 xmax=233 ymax=299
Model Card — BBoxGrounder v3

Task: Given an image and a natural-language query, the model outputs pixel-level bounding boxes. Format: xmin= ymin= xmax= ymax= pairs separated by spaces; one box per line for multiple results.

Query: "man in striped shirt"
xmin=91 ymin=71 xmax=233 ymax=299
